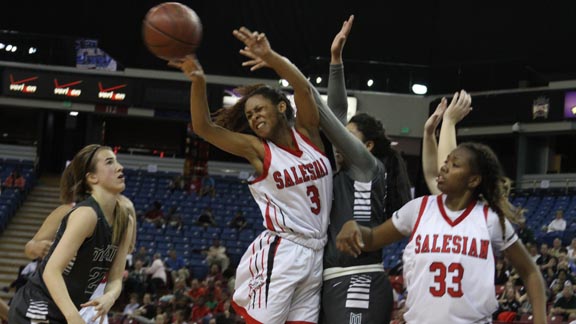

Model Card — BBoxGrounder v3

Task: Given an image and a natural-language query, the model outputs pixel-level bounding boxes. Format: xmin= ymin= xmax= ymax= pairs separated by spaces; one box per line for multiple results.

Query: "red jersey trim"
xmin=409 ymin=195 xmax=429 ymax=242
xmin=437 ymin=195 xmax=477 ymax=227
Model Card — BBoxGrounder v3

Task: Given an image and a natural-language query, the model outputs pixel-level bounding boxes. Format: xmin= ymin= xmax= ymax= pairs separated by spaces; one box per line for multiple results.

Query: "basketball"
xmin=142 ymin=2 xmax=203 ymax=61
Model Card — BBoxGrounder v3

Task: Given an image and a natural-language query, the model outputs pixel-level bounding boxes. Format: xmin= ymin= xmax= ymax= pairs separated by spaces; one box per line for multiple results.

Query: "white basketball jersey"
xmin=401 ymin=195 xmax=502 ymax=324
xmin=248 ymin=128 xmax=333 ymax=246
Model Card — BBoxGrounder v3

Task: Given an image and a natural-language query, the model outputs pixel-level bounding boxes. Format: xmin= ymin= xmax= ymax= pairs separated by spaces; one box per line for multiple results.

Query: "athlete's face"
xmin=245 ymin=94 xmax=286 ymax=139
xmin=437 ymin=147 xmax=479 ymax=195
xmin=88 ymin=149 xmax=125 ymax=194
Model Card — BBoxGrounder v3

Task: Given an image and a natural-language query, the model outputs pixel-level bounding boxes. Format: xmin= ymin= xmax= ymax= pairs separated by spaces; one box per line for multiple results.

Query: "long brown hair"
xmin=65 ymin=144 xmax=129 ymax=246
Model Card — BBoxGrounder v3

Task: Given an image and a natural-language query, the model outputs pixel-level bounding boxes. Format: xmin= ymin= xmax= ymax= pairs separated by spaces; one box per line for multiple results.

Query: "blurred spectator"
xmin=527 ymin=243 xmax=541 ymax=263
xmin=550 ymin=281 xmax=576 ymax=322
xmin=550 ymin=238 xmax=564 ymax=258
xmin=189 ymin=295 xmax=212 ymax=324
xmin=135 ymin=246 xmax=152 ymax=267
xmin=199 ymin=174 xmax=216 ymax=198
xmin=187 ymin=278 xmax=207 ymax=304
xmin=143 ymin=201 xmax=165 ymax=228
xmin=547 ymin=209 xmax=567 ymax=233
xmin=568 ymin=238 xmax=576 ymax=263
xmin=537 ymin=243 xmax=552 ymax=272
xmin=165 ymin=206 xmax=183 ymax=231
xmin=145 ymin=252 xmax=167 ymax=297
xmin=2 ymin=168 xmax=26 ymax=192
xmin=495 ymin=257 xmax=511 ymax=286
xmin=212 ymin=298 xmax=238 ymax=324
xmin=204 ymin=239 xmax=229 ymax=272
xmin=122 ymin=293 xmax=141 ymax=316
xmin=125 ymin=259 xmax=148 ymax=298
xmin=227 ymin=211 xmax=247 ymax=231
xmin=197 ymin=207 xmax=217 ymax=228
xmin=168 ymin=175 xmax=185 ymax=192
xmin=132 ymin=293 xmax=157 ymax=322
xmin=516 ymin=219 xmax=535 ymax=245
xmin=494 ymin=286 xmax=521 ymax=322
xmin=165 ymin=248 xmax=188 ymax=284
xmin=188 ymin=175 xmax=201 ymax=195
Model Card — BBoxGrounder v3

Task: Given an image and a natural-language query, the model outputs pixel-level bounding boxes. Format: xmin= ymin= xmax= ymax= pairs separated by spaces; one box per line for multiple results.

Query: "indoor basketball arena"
xmin=0 ymin=2 xmax=575 ymax=324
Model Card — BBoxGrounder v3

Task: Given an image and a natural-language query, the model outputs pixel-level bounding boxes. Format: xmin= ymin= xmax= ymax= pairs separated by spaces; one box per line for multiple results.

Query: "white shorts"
xmin=232 ymin=231 xmax=323 ymax=324
xmin=79 ymin=281 xmax=109 ymax=324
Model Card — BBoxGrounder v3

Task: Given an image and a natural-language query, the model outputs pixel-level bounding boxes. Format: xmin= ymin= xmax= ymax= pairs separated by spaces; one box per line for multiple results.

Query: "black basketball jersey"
xmin=324 ymin=160 xmax=388 ymax=268
xmin=15 ymin=196 xmax=118 ymax=322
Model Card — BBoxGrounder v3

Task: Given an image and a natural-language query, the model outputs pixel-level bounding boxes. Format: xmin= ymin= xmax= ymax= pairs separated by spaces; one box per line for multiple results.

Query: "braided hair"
xmin=349 ymin=113 xmax=412 ymax=217
xmin=212 ymin=84 xmax=295 ymax=133
xmin=459 ymin=142 xmax=524 ymax=238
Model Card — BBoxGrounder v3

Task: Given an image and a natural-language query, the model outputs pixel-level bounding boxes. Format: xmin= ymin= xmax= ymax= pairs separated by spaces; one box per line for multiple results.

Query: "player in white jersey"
xmin=172 ymin=26 xmax=332 ymax=323
xmin=336 ymin=140 xmax=547 ymax=323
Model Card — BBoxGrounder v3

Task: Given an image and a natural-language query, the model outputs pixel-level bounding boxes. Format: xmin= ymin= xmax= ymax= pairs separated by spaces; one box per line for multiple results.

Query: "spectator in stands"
xmin=494 ymin=286 xmax=522 ymax=322
xmin=125 ymin=259 xmax=147 ymax=298
xmin=132 ymin=293 xmax=157 ymax=321
xmin=134 ymin=246 xmax=152 ymax=267
xmin=145 ymin=252 xmax=167 ymax=297
xmin=211 ymin=298 xmax=238 ymax=324
xmin=189 ymin=295 xmax=212 ymax=324
xmin=199 ymin=174 xmax=216 ymax=198
xmin=550 ymin=237 xmax=564 ymax=257
xmin=188 ymin=174 xmax=201 ymax=195
xmin=550 ymin=281 xmax=576 ymax=322
xmin=568 ymin=238 xmax=576 ymax=263
xmin=547 ymin=209 xmax=567 ymax=233
xmin=204 ymin=239 xmax=230 ymax=272
xmin=122 ymin=293 xmax=141 ymax=317
xmin=143 ymin=201 xmax=165 ymax=228
xmin=537 ymin=243 xmax=553 ymax=272
xmin=2 ymin=168 xmax=26 ymax=192
xmin=165 ymin=206 xmax=183 ymax=231
xmin=517 ymin=219 xmax=535 ymax=245
xmin=495 ymin=257 xmax=511 ymax=286
xmin=197 ymin=207 xmax=217 ymax=228
xmin=167 ymin=175 xmax=185 ymax=193
xmin=528 ymin=243 xmax=541 ymax=263
xmin=227 ymin=210 xmax=247 ymax=231
xmin=165 ymin=248 xmax=188 ymax=284
xmin=187 ymin=278 xmax=207 ymax=304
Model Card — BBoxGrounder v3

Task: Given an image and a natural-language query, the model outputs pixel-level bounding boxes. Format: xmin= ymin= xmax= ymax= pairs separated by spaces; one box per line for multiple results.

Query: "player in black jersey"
xmin=9 ymin=144 xmax=134 ymax=324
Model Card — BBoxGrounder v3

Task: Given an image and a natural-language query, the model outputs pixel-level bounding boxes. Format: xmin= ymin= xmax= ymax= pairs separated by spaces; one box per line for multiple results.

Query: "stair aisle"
xmin=0 ymin=175 xmax=60 ymax=302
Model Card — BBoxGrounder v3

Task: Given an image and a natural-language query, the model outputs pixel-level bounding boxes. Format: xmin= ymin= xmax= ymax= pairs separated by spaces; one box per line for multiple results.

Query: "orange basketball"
xmin=142 ymin=2 xmax=203 ymax=61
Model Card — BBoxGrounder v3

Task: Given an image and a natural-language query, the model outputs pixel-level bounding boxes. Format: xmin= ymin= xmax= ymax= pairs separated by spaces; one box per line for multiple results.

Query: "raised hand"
xmin=239 ymin=47 xmax=269 ymax=71
xmin=233 ymin=27 xmax=272 ymax=61
xmin=331 ymin=14 xmax=354 ymax=64
xmin=444 ymin=89 xmax=472 ymax=124
xmin=424 ymin=97 xmax=448 ymax=137
xmin=167 ymin=55 xmax=205 ymax=82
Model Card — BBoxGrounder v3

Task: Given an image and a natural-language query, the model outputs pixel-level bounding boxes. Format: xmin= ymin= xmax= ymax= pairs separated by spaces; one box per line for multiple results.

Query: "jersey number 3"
xmin=429 ymin=262 xmax=464 ymax=297
xmin=306 ymin=185 xmax=321 ymax=215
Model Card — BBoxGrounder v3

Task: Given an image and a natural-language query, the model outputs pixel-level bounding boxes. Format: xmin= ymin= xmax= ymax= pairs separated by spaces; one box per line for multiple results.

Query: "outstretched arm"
xmin=437 ymin=90 xmax=472 ymax=168
xmin=169 ymin=56 xmax=263 ymax=171
xmin=25 ymin=204 xmax=72 ymax=259
xmin=422 ymin=98 xmax=447 ymax=195
xmin=327 ymin=15 xmax=354 ymax=124
xmin=233 ymin=27 xmax=323 ymax=148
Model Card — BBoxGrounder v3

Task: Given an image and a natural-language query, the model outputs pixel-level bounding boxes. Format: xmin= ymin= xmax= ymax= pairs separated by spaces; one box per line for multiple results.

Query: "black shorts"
xmin=320 ymin=271 xmax=393 ymax=324
xmin=8 ymin=282 xmax=67 ymax=324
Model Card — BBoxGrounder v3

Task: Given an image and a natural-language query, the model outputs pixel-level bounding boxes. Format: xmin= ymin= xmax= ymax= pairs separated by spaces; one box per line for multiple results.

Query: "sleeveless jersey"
xmin=24 ymin=196 xmax=118 ymax=321
xmin=248 ymin=128 xmax=333 ymax=248
xmin=396 ymin=195 xmax=517 ymax=324
xmin=324 ymin=160 xmax=387 ymax=268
